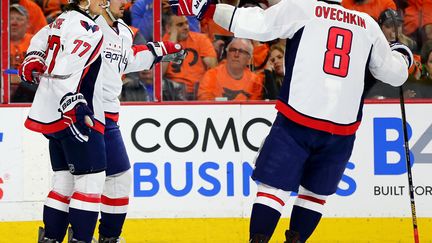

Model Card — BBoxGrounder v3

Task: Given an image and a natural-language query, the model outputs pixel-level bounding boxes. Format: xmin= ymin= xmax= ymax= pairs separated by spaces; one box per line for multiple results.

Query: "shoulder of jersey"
xmin=58 ymin=10 xmax=101 ymax=33
xmin=116 ymin=19 xmax=134 ymax=38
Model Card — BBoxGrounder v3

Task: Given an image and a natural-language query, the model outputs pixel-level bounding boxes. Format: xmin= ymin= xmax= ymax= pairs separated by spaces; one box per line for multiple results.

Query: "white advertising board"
xmin=0 ymin=104 xmax=431 ymax=221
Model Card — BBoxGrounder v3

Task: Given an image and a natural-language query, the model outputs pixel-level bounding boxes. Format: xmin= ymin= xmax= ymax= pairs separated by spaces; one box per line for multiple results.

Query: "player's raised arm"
xmin=124 ymin=41 xmax=186 ymax=73
xmin=169 ymin=0 xmax=311 ymax=41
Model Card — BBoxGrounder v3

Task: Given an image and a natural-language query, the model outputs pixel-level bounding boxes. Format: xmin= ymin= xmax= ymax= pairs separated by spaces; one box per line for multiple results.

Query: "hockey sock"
xmin=250 ymin=183 xmax=291 ymax=239
xmin=43 ymin=206 xmax=69 ymax=241
xmin=289 ymin=205 xmax=322 ymax=242
xmin=99 ymin=171 xmax=131 ymax=238
xmin=289 ymin=186 xmax=327 ymax=242
xmin=249 ymin=203 xmax=281 ymax=239
xmin=69 ymin=207 xmax=99 ymax=242
xmin=99 ymin=212 xmax=127 ymax=237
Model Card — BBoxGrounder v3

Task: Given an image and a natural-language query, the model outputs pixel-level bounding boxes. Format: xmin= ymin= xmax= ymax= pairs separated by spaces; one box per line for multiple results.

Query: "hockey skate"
xmin=249 ymin=234 xmax=270 ymax=243
xmin=67 ymin=227 xmax=97 ymax=243
xmin=284 ymin=230 xmax=301 ymax=243
xmin=38 ymin=226 xmax=59 ymax=243
xmin=98 ymin=235 xmax=126 ymax=243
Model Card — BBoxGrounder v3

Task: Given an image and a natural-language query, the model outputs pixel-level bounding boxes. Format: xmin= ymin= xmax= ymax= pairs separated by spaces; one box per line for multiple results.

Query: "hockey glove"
xmin=59 ymin=92 xmax=95 ymax=143
xmin=19 ymin=54 xmax=47 ymax=84
xmin=169 ymin=0 xmax=216 ymax=20
xmin=146 ymin=41 xmax=186 ymax=65
xmin=390 ymin=42 xmax=414 ymax=68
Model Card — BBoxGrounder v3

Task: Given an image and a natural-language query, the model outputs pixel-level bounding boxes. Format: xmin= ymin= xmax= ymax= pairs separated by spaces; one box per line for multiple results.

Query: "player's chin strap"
xmin=103 ymin=1 xmax=118 ymax=22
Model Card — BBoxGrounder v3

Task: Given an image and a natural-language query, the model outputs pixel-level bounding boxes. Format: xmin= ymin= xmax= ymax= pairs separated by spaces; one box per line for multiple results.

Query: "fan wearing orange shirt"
xmin=38 ymin=0 xmax=68 ymax=23
xmin=403 ymin=0 xmax=432 ymax=42
xmin=162 ymin=14 xmax=218 ymax=100
xmin=13 ymin=0 xmax=47 ymax=34
xmin=341 ymin=0 xmax=396 ymax=20
xmin=198 ymin=38 xmax=263 ymax=101
xmin=10 ymin=4 xmax=34 ymax=99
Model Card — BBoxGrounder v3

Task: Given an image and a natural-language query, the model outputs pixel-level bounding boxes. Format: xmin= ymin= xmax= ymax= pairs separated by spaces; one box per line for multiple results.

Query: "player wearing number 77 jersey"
xmin=21 ymin=0 xmax=185 ymax=241
xmin=20 ymin=0 xmax=108 ymax=242
xmin=170 ymin=0 xmax=413 ymax=242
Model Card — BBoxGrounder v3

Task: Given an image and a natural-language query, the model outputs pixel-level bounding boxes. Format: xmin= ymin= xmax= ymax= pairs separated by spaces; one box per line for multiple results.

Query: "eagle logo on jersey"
xmin=80 ymin=20 xmax=100 ymax=33
xmin=223 ymin=88 xmax=251 ymax=100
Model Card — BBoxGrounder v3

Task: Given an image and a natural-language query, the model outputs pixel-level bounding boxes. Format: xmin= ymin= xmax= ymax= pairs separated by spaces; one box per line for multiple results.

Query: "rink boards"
xmin=0 ymin=103 xmax=431 ymax=242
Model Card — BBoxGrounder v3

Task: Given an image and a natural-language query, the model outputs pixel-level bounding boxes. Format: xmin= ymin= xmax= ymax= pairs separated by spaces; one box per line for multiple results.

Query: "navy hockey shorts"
xmin=252 ymin=113 xmax=356 ymax=196
xmin=47 ymin=128 xmax=107 ymax=175
xmin=104 ymin=118 xmax=131 ymax=176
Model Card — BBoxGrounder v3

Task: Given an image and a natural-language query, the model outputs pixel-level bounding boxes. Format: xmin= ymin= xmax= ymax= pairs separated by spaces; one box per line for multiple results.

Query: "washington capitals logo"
xmin=80 ymin=20 xmax=99 ymax=32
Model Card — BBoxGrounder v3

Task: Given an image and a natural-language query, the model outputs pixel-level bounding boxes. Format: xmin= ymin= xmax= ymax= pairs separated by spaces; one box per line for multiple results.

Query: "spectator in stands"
xmin=262 ymin=44 xmax=285 ymax=100
xmin=131 ymin=0 xmax=200 ymax=42
xmin=413 ymin=40 xmax=432 ymax=97
xmin=342 ymin=0 xmax=396 ymax=21
xmin=121 ymin=70 xmax=154 ymax=101
xmin=201 ymin=0 xmax=238 ymax=42
xmin=422 ymin=41 xmax=432 ymax=78
xmin=366 ymin=8 xmax=422 ymax=99
xmin=10 ymin=4 xmax=36 ymax=103
xmin=163 ymin=14 xmax=217 ymax=100
xmin=198 ymin=38 xmax=263 ymax=101
xmin=12 ymin=0 xmax=47 ymax=34
xmin=403 ymin=0 xmax=432 ymax=49
xmin=10 ymin=4 xmax=32 ymax=70
xmin=35 ymin=0 xmax=67 ymax=23
xmin=378 ymin=8 xmax=417 ymax=50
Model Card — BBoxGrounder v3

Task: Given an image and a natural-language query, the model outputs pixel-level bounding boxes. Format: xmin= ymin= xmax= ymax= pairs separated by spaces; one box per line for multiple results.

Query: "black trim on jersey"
xmin=79 ymin=56 xmax=102 ymax=112
xmin=278 ymin=27 xmax=304 ymax=103
xmin=75 ymin=8 xmax=98 ymax=21
xmin=318 ymin=0 xmax=341 ymax=5
xmin=26 ymin=51 xmax=45 ymax=59
xmin=357 ymin=47 xmax=376 ymax=121
xmin=117 ymin=20 xmax=134 ymax=39
xmin=26 ymin=116 xmax=62 ymax=125
xmin=228 ymin=7 xmax=237 ymax=32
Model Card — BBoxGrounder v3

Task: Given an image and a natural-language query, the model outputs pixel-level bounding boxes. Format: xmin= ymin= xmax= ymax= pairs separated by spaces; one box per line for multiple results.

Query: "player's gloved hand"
xmin=390 ymin=42 xmax=414 ymax=68
xmin=58 ymin=92 xmax=95 ymax=143
xmin=19 ymin=56 xmax=46 ymax=84
xmin=146 ymin=41 xmax=187 ymax=64
xmin=169 ymin=0 xmax=216 ymax=20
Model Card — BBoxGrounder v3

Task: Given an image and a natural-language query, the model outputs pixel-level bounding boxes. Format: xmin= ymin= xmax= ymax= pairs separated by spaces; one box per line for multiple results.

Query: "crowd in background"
xmin=8 ymin=0 xmax=432 ymax=102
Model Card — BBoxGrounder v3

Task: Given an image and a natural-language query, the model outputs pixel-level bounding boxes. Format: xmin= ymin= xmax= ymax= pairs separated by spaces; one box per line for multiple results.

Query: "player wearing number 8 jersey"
xmin=169 ymin=0 xmax=413 ymax=242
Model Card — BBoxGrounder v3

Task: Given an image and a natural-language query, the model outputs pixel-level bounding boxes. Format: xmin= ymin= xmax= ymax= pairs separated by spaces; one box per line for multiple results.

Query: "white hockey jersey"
xmin=25 ymin=10 xmax=105 ymax=134
xmin=214 ymin=0 xmax=409 ymax=135
xmin=95 ymin=17 xmax=155 ymax=115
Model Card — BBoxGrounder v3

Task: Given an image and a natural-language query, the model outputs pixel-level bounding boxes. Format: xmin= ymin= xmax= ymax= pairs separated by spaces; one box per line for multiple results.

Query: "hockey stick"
xmin=389 ymin=10 xmax=420 ymax=243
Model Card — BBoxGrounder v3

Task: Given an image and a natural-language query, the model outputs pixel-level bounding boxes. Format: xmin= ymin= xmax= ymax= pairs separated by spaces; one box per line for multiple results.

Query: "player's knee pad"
xmin=45 ymin=170 xmax=74 ymax=212
xmin=294 ymin=186 xmax=327 ymax=214
xmin=101 ymin=170 xmax=131 ymax=214
xmin=103 ymin=169 xmax=131 ymax=198
xmin=70 ymin=171 xmax=105 ymax=212
xmin=255 ymin=183 xmax=291 ymax=213
xmin=51 ymin=170 xmax=74 ymax=196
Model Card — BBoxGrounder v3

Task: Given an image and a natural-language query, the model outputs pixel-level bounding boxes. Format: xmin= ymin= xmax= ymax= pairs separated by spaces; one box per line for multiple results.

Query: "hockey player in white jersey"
xmin=169 ymin=0 xmax=413 ymax=242
xmin=19 ymin=0 xmax=108 ymax=242
xmin=20 ymin=0 xmax=185 ymax=242
xmin=94 ymin=0 xmax=185 ymax=242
